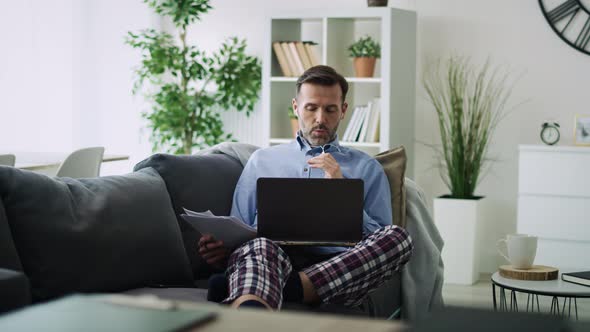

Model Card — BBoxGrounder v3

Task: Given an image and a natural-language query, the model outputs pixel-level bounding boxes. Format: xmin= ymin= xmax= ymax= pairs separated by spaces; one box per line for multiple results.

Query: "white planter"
xmin=434 ymin=196 xmax=486 ymax=285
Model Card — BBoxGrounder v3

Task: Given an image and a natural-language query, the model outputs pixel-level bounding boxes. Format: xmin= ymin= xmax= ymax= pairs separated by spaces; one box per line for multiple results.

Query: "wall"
xmin=72 ymin=0 xmax=155 ymax=174
xmin=0 ymin=0 xmax=153 ymax=173
xmin=0 ymin=0 xmax=75 ymax=152
xmin=416 ymin=0 xmax=590 ymax=272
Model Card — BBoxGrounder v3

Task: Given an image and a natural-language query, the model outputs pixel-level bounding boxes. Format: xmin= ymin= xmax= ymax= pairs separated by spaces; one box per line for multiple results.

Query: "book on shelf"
xmin=344 ymin=106 xmax=366 ymax=142
xmin=341 ymin=98 xmax=381 ymax=143
xmin=358 ymin=100 xmax=374 ymax=143
xmin=287 ymin=42 xmax=305 ymax=76
xmin=295 ymin=41 xmax=313 ymax=70
xmin=372 ymin=118 xmax=380 ymax=143
xmin=272 ymin=42 xmax=292 ymax=77
xmin=561 ymin=270 xmax=590 ymax=287
xmin=272 ymin=41 xmax=320 ymax=76
xmin=303 ymin=41 xmax=320 ymax=66
xmin=352 ymin=106 xmax=368 ymax=142
xmin=342 ymin=106 xmax=360 ymax=141
xmin=280 ymin=42 xmax=298 ymax=77
xmin=366 ymin=98 xmax=381 ymax=143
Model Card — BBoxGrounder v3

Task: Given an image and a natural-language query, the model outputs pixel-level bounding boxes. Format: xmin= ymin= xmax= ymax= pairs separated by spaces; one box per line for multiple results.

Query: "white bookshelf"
xmin=262 ymin=7 xmax=416 ymax=176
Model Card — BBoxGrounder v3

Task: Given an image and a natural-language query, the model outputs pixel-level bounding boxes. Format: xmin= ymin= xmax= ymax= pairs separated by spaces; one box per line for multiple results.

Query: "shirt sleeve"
xmin=230 ymin=151 xmax=260 ymax=229
xmin=359 ymin=158 xmax=392 ymax=235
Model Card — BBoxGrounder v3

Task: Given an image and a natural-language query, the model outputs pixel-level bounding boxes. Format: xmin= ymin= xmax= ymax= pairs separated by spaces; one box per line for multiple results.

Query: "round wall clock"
xmin=539 ymin=0 xmax=590 ymax=56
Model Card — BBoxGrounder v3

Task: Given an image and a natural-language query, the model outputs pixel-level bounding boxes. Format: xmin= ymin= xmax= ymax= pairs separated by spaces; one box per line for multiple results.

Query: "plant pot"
xmin=367 ymin=0 xmax=388 ymax=6
xmin=353 ymin=57 xmax=377 ymax=77
xmin=434 ymin=196 xmax=486 ymax=285
xmin=290 ymin=118 xmax=299 ymax=137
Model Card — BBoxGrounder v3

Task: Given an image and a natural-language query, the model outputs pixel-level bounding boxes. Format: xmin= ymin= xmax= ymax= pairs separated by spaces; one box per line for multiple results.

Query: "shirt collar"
xmin=295 ymin=131 xmax=342 ymax=154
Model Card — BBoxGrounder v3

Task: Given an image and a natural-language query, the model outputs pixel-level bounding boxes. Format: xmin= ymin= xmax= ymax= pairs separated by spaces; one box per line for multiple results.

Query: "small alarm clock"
xmin=540 ymin=122 xmax=560 ymax=146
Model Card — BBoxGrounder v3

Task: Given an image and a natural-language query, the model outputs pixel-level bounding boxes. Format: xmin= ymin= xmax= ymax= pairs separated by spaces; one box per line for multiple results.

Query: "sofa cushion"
xmin=0 ymin=167 xmax=193 ymax=302
xmin=133 ymin=153 xmax=244 ymax=278
xmin=0 ymin=192 xmax=23 ymax=271
xmin=375 ymin=146 xmax=407 ymax=227
xmin=0 ymin=268 xmax=31 ymax=313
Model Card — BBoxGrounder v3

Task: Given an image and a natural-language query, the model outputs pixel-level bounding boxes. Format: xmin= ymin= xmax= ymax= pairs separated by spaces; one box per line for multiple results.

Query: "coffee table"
xmin=0 ymin=294 xmax=404 ymax=332
xmin=491 ymin=271 xmax=590 ymax=320
xmin=178 ymin=300 xmax=404 ymax=332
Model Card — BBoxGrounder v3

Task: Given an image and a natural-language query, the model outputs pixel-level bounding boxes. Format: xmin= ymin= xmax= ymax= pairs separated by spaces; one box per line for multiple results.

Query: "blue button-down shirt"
xmin=230 ymin=134 xmax=392 ymax=254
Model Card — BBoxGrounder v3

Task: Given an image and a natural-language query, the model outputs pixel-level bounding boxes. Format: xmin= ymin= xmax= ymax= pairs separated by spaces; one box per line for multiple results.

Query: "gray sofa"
xmin=0 ymin=152 xmax=401 ymax=317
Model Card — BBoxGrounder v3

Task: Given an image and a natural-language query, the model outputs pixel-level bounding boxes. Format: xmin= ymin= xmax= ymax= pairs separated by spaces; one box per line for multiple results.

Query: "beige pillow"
xmin=375 ymin=146 xmax=407 ymax=228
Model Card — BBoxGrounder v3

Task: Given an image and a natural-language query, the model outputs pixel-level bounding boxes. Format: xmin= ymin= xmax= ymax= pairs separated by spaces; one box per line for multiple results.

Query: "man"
xmin=199 ymin=65 xmax=413 ymax=310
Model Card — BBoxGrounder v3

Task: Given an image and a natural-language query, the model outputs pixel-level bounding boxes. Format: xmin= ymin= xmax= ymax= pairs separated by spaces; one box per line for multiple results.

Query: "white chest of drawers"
xmin=517 ymin=145 xmax=590 ymax=269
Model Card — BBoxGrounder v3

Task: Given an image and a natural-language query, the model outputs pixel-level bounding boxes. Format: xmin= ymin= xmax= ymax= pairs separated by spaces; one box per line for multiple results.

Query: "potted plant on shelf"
xmin=289 ymin=106 xmax=299 ymax=138
xmin=126 ymin=0 xmax=261 ymax=154
xmin=348 ymin=36 xmax=381 ymax=78
xmin=423 ymin=56 xmax=516 ymax=285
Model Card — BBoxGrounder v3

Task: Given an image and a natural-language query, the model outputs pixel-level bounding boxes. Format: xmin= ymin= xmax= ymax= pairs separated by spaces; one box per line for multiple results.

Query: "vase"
xmin=434 ymin=196 xmax=486 ymax=285
xmin=353 ymin=57 xmax=377 ymax=77
xmin=290 ymin=118 xmax=299 ymax=137
xmin=367 ymin=0 xmax=388 ymax=6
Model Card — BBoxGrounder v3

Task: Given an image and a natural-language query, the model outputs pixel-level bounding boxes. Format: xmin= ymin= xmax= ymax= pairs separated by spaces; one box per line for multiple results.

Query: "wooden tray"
xmin=499 ymin=265 xmax=559 ymax=280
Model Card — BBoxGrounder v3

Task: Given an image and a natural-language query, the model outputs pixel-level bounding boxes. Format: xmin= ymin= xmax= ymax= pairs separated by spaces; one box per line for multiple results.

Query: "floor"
xmin=442 ymin=274 xmax=590 ymax=321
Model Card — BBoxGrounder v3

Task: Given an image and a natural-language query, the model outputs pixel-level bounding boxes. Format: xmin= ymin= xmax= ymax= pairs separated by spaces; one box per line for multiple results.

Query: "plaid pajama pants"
xmin=222 ymin=225 xmax=413 ymax=309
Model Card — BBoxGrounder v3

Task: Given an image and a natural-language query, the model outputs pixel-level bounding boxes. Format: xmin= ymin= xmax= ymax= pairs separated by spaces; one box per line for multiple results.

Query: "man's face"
xmin=292 ymin=83 xmax=348 ymax=147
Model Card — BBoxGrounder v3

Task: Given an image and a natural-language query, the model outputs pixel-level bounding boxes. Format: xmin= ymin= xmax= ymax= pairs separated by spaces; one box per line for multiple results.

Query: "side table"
xmin=491 ymin=272 xmax=590 ymax=320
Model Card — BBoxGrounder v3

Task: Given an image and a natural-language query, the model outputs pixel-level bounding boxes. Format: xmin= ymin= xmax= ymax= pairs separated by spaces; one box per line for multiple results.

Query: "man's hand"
xmin=198 ymin=234 xmax=230 ymax=269
xmin=307 ymin=152 xmax=343 ymax=179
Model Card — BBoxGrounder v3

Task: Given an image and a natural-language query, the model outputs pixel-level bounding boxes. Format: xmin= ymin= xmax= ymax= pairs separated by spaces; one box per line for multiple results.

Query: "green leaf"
xmin=144 ymin=0 xmax=212 ymax=29
xmin=347 ymin=35 xmax=381 ymax=58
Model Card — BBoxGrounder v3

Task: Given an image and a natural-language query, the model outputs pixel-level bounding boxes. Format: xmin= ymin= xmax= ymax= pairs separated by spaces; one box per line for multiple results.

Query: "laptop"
xmin=256 ymin=177 xmax=364 ymax=246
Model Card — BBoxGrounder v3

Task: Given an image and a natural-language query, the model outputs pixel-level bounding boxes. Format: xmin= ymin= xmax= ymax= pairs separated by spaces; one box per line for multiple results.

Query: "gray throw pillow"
xmin=375 ymin=146 xmax=407 ymax=227
xmin=0 ymin=167 xmax=193 ymax=302
xmin=134 ymin=153 xmax=244 ymax=278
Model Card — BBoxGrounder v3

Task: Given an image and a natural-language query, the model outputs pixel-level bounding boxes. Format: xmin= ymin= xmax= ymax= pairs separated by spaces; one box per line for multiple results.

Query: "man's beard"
xmin=303 ymin=124 xmax=337 ymax=146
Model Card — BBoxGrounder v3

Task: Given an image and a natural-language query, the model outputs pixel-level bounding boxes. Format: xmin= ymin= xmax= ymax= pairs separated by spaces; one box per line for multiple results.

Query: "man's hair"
xmin=295 ymin=65 xmax=349 ymax=103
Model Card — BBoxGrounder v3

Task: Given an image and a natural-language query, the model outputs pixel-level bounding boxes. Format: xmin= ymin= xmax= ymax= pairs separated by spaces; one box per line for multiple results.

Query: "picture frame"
xmin=574 ymin=114 xmax=590 ymax=146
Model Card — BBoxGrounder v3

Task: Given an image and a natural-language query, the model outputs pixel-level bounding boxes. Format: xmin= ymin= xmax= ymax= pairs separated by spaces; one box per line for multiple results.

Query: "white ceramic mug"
xmin=497 ymin=234 xmax=538 ymax=269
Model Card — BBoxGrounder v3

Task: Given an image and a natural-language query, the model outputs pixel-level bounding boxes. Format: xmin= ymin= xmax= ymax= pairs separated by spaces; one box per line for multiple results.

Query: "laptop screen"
xmin=256 ymin=178 xmax=364 ymax=243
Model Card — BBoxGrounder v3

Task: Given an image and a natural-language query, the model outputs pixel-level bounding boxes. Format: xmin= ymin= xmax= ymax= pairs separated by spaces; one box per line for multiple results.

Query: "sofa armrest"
xmin=0 ymin=268 xmax=31 ymax=313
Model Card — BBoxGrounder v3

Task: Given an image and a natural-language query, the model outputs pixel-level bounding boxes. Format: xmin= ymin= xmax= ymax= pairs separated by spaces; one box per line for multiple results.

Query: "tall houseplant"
xmin=423 ymin=56 xmax=513 ymax=199
xmin=127 ymin=0 xmax=262 ymax=154
xmin=423 ymin=56 xmax=515 ymax=284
